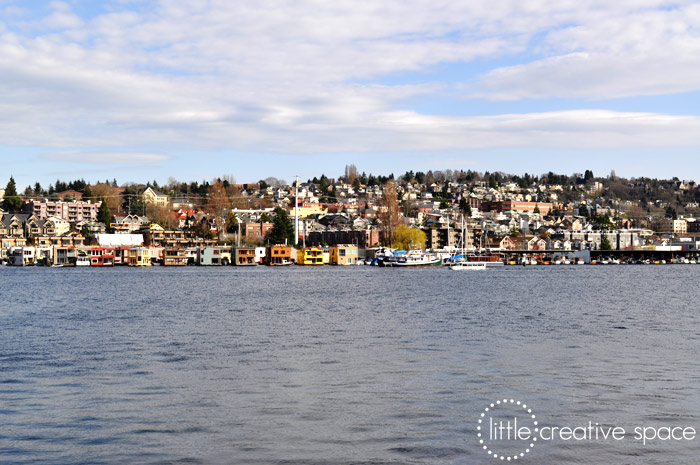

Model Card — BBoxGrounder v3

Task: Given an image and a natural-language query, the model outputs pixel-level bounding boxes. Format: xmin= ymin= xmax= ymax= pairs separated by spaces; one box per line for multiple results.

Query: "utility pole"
xmin=294 ymin=175 xmax=299 ymax=247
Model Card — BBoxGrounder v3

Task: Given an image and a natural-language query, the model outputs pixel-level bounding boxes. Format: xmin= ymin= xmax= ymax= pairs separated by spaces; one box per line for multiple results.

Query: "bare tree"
xmin=207 ymin=181 xmax=231 ymax=240
xmin=378 ymin=180 xmax=400 ymax=246
xmin=344 ymin=164 xmax=358 ymax=184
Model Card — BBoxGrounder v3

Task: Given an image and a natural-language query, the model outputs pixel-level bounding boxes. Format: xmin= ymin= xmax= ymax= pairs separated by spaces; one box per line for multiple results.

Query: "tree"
xmin=2 ymin=176 xmax=22 ymax=212
xmin=459 ymin=197 xmax=472 ymax=217
xmin=260 ymin=212 xmax=272 ymax=223
xmin=352 ymin=177 xmax=361 ymax=192
xmin=207 ymin=181 xmax=231 ymax=240
xmin=266 ymin=206 xmax=295 ymax=245
xmin=377 ymin=180 xmax=400 ymax=246
xmin=97 ymin=200 xmax=111 ymax=230
xmin=225 ymin=211 xmax=239 ymax=233
xmin=344 ymin=164 xmax=358 ymax=183
xmin=533 ymin=203 xmax=540 ymax=214
xmin=600 ymin=234 xmax=613 ymax=250
xmin=392 ymin=225 xmax=426 ymax=250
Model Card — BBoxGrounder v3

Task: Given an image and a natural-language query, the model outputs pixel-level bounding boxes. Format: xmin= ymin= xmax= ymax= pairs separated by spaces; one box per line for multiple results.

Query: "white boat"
xmin=563 ymin=259 xmax=571 ymax=265
xmin=384 ymin=250 xmax=443 ymax=267
xmin=76 ymin=255 xmax=91 ymax=267
xmin=450 ymin=262 xmax=486 ymax=271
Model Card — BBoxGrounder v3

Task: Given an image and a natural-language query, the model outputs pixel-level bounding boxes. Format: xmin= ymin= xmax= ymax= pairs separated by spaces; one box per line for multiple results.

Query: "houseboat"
xmin=196 ymin=246 xmax=228 ymax=265
xmin=90 ymin=247 xmax=115 ymax=266
xmin=163 ymin=248 xmax=188 ymax=266
xmin=7 ymin=247 xmax=36 ymax=266
xmin=329 ymin=244 xmax=359 ymax=265
xmin=233 ymin=246 xmax=257 ymax=265
xmin=127 ymin=247 xmax=151 ymax=267
xmin=266 ymin=245 xmax=293 ymax=266
xmin=297 ymin=246 xmax=325 ymax=265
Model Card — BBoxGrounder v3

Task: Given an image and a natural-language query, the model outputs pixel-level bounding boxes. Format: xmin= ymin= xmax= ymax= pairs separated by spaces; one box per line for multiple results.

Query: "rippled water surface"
xmin=1 ymin=265 xmax=700 ymax=464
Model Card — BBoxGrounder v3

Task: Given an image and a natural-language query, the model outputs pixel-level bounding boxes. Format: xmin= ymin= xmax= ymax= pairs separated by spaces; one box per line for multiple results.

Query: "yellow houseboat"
xmin=297 ymin=246 xmax=325 ymax=265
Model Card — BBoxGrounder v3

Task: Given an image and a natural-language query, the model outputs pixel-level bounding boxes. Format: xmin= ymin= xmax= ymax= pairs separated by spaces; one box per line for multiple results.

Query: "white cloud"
xmin=0 ymin=0 xmax=699 ymax=159
xmin=42 ymin=152 xmax=172 ymax=164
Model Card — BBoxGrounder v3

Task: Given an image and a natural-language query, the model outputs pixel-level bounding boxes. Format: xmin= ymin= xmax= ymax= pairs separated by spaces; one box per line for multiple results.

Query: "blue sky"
xmin=1 ymin=0 xmax=700 ymax=189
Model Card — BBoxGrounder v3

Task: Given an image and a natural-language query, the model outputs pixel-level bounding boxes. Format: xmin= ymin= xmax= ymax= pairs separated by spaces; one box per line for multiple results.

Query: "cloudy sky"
xmin=2 ymin=0 xmax=700 ymax=188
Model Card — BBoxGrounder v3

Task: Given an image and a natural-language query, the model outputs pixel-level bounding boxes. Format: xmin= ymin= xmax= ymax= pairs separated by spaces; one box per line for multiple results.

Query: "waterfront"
xmin=2 ymin=266 xmax=700 ymax=464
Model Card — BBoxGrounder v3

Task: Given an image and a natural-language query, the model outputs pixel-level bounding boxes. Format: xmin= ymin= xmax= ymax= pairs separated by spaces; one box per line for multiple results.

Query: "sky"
xmin=1 ymin=0 xmax=700 ymax=189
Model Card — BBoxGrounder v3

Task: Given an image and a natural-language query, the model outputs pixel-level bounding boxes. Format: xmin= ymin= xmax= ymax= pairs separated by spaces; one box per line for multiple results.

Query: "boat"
xmin=75 ymin=255 xmax=91 ymax=267
xmin=450 ymin=262 xmax=486 ymax=271
xmin=467 ymin=255 xmax=505 ymax=267
xmin=383 ymin=250 xmax=443 ymax=267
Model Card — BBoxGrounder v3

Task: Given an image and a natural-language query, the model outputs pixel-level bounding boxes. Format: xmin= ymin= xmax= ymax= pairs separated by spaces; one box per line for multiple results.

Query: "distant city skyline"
xmin=1 ymin=1 xmax=700 ymax=188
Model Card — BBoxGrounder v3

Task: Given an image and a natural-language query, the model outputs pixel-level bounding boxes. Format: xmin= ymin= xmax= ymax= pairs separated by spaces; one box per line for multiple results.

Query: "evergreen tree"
xmin=2 ymin=176 xmax=22 ymax=212
xmin=266 ymin=206 xmax=295 ymax=245
xmin=459 ymin=197 xmax=472 ymax=217
xmin=97 ymin=199 xmax=111 ymax=229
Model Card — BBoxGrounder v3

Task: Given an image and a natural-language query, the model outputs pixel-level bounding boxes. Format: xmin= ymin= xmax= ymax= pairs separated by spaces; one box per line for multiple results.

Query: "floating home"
xmin=329 ymin=244 xmax=359 ymax=265
xmin=297 ymin=246 xmax=325 ymax=265
xmin=196 ymin=246 xmax=230 ymax=266
xmin=127 ymin=247 xmax=151 ymax=267
xmin=265 ymin=245 xmax=293 ymax=265
xmin=233 ymin=246 xmax=257 ymax=265
xmin=163 ymin=248 xmax=188 ymax=266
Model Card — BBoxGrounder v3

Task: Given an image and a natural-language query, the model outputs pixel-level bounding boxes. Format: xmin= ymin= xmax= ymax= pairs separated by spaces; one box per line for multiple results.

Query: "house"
xmin=487 ymin=236 xmax=517 ymax=250
xmin=141 ymin=187 xmax=169 ymax=207
xmin=90 ymin=247 xmax=115 ymax=266
xmin=242 ymin=222 xmax=273 ymax=240
xmin=265 ymin=245 xmax=293 ymax=265
xmin=233 ymin=246 xmax=257 ymax=265
xmin=196 ymin=246 xmax=228 ymax=265
xmin=127 ymin=247 xmax=151 ymax=266
xmin=111 ymin=215 xmax=149 ymax=233
xmin=329 ymin=244 xmax=358 ymax=265
xmin=163 ymin=248 xmax=188 ymax=266
xmin=1 ymin=213 xmax=31 ymax=237
xmin=297 ymin=246 xmax=324 ymax=265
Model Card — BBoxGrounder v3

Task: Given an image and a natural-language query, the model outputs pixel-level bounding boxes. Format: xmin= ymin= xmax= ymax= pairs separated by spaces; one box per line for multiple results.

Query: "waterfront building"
xmin=265 ymin=245 xmax=293 ymax=265
xmin=297 ymin=246 xmax=324 ymax=265
xmin=89 ymin=247 xmax=115 ymax=266
xmin=163 ymin=248 xmax=188 ymax=266
xmin=127 ymin=247 xmax=151 ymax=267
xmin=196 ymin=246 xmax=228 ymax=265
xmin=233 ymin=246 xmax=257 ymax=265
xmin=329 ymin=244 xmax=358 ymax=265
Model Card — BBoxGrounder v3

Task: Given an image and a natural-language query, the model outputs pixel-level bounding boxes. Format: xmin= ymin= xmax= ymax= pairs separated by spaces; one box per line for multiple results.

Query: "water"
xmin=1 ymin=265 xmax=700 ymax=464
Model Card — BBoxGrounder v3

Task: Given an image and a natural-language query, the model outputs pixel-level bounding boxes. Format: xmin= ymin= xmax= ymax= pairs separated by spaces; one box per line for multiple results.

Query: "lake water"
xmin=1 ymin=265 xmax=700 ymax=464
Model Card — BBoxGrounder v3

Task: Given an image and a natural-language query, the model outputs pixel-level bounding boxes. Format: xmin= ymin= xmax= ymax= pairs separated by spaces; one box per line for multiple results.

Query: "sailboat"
xmin=450 ymin=216 xmax=485 ymax=271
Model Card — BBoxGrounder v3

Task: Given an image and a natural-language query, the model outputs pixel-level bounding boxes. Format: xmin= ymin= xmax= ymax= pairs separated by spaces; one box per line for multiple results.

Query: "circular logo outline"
xmin=478 ymin=399 xmax=538 ymax=461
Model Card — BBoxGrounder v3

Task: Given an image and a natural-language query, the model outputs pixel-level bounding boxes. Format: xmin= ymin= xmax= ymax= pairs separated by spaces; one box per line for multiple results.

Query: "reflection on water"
xmin=1 ymin=265 xmax=700 ymax=464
